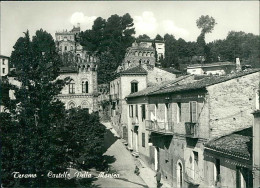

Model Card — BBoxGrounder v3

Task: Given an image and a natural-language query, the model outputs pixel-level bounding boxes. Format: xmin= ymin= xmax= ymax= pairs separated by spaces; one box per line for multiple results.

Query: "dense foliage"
xmin=79 ymin=13 xmax=135 ymax=84
xmin=0 ymin=29 xmax=106 ymax=187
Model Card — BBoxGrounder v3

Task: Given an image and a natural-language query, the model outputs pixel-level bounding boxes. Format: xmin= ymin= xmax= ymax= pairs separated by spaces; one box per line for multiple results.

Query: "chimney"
xmin=236 ymin=58 xmax=241 ymax=72
xmin=253 ymin=110 xmax=260 ymax=188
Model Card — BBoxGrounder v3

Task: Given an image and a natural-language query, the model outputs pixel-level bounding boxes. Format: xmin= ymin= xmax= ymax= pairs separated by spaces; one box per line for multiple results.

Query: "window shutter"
xmin=191 ymin=101 xmax=197 ymax=123
xmin=136 ymin=104 xmax=138 ymax=117
xmin=142 ymin=133 xmax=145 ymax=147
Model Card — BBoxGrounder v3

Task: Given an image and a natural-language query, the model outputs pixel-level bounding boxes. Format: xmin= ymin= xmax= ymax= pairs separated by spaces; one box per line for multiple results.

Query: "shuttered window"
xmin=135 ymin=105 xmax=138 ymax=118
xmin=142 ymin=133 xmax=145 ymax=147
xmin=129 ymin=105 xmax=133 ymax=117
xmin=141 ymin=104 xmax=146 ymax=121
xmin=189 ymin=101 xmax=197 ymax=123
xmin=131 ymin=82 xmax=138 ymax=93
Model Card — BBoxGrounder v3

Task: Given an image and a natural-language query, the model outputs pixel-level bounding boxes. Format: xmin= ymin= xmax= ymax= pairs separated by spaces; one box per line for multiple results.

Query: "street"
xmin=92 ymin=122 xmax=148 ymax=188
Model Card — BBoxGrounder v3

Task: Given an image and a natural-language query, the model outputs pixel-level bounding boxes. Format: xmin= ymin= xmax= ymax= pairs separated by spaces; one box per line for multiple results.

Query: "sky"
xmin=0 ymin=1 xmax=259 ymax=56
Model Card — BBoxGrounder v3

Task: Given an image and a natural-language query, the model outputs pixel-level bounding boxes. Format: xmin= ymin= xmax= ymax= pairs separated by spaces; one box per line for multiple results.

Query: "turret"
xmin=77 ymin=55 xmax=98 ymax=73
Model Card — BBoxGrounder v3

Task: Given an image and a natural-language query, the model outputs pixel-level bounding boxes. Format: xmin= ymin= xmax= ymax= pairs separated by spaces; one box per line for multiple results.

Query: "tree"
xmin=1 ymin=29 xmax=106 ymax=187
xmin=196 ymin=15 xmax=217 ymax=63
xmin=79 ymin=13 xmax=135 ymax=84
xmin=64 ymin=109 xmax=106 ymax=170
xmin=136 ymin=34 xmax=151 ymax=40
xmin=155 ymin=34 xmax=163 ymax=41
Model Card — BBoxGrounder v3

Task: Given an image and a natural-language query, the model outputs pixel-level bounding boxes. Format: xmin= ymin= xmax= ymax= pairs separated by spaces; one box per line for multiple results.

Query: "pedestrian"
xmin=134 ymin=165 xmax=140 ymax=176
xmin=154 ymin=169 xmax=161 ymax=188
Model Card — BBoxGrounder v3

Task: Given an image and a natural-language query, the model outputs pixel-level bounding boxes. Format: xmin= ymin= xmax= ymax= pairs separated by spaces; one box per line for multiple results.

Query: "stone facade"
xmin=119 ymin=41 xmax=156 ymax=71
xmin=125 ymin=69 xmax=260 ymax=187
xmin=56 ymin=61 xmax=98 ymax=113
xmin=110 ymin=69 xmax=148 ymax=139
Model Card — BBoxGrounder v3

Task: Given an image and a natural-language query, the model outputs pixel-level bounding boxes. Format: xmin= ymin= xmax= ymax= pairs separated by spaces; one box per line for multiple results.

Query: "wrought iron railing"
xmin=145 ymin=120 xmax=173 ymax=134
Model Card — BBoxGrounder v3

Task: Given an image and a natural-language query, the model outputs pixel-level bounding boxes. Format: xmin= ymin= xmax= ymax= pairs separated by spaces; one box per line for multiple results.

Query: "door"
xmin=135 ymin=131 xmax=139 ymax=152
xmin=155 ymin=147 xmax=159 ymax=171
xmin=177 ymin=162 xmax=183 ymax=188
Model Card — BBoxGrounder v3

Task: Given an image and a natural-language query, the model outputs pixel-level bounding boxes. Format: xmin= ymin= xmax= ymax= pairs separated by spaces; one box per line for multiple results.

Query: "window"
xmin=64 ymin=46 xmax=67 ymax=51
xmin=177 ymin=102 xmax=181 ymax=123
xmin=236 ymin=167 xmax=253 ymax=188
xmin=193 ymin=151 xmax=198 ymax=164
xmin=69 ymin=81 xmax=75 ymax=94
xmin=135 ymin=105 xmax=138 ymax=118
xmin=2 ymin=59 xmax=5 ymax=65
xmin=131 ymin=82 xmax=138 ymax=93
xmin=71 ymin=46 xmax=73 ymax=50
xmin=142 ymin=133 xmax=145 ymax=147
xmin=82 ymin=81 xmax=88 ymax=93
xmin=2 ymin=68 xmax=5 ymax=74
xmin=141 ymin=104 xmax=146 ymax=121
xmin=189 ymin=101 xmax=197 ymax=123
xmin=215 ymin=159 xmax=220 ymax=183
xmin=129 ymin=105 xmax=133 ymax=117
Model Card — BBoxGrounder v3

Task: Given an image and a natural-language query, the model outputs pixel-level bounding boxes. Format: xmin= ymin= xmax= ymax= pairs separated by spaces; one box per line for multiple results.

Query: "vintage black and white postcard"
xmin=0 ymin=1 xmax=259 ymax=187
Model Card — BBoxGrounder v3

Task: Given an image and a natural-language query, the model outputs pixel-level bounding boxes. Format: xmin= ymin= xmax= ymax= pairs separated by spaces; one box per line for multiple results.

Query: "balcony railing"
xmin=145 ymin=120 xmax=173 ymax=135
xmin=185 ymin=122 xmax=199 ymax=138
xmin=132 ymin=117 xmax=139 ymax=127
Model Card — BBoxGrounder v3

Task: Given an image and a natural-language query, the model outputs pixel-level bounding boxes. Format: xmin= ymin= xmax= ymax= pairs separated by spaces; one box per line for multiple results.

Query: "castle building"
xmin=55 ymin=23 xmax=84 ymax=59
xmin=55 ymin=25 xmax=98 ymax=112
xmin=56 ymin=56 xmax=98 ymax=112
xmin=110 ymin=40 xmax=179 ymax=139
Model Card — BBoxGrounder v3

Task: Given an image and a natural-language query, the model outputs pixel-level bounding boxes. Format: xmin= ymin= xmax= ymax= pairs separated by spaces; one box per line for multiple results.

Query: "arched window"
xmin=139 ymin=51 xmax=142 ymax=56
xmin=139 ymin=59 xmax=142 ymax=65
xmin=64 ymin=46 xmax=67 ymax=51
xmin=69 ymin=80 xmax=75 ymax=94
xmin=82 ymin=81 xmax=88 ymax=93
xmin=68 ymin=101 xmax=76 ymax=109
xmin=177 ymin=161 xmax=183 ymax=188
xmin=135 ymin=51 xmax=138 ymax=56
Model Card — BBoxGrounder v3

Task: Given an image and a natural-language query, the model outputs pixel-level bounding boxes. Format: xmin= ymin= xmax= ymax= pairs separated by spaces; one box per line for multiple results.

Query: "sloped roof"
xmin=187 ymin=61 xmax=236 ymax=69
xmin=150 ymin=69 xmax=260 ymax=95
xmin=59 ymin=66 xmax=77 ymax=73
xmin=120 ymin=65 xmax=147 ymax=76
xmin=157 ymin=67 xmax=182 ymax=74
xmin=0 ymin=55 xmax=9 ymax=59
xmin=205 ymin=127 xmax=252 ymax=160
xmin=127 ymin=75 xmax=193 ymax=98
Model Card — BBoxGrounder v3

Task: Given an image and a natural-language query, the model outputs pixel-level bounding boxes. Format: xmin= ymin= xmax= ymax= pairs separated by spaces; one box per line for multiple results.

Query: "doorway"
xmin=177 ymin=161 xmax=183 ymax=188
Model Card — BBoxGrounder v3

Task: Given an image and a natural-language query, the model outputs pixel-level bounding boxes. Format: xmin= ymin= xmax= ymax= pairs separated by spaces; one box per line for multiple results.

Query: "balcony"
xmin=132 ymin=117 xmax=139 ymax=127
xmin=185 ymin=122 xmax=199 ymax=138
xmin=145 ymin=120 xmax=173 ymax=135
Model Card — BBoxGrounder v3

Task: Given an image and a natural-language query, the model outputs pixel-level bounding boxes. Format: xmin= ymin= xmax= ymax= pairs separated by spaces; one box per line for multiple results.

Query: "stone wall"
xmin=57 ymin=69 xmax=98 ymax=112
xmin=208 ymin=71 xmax=260 ymax=138
xmin=147 ymin=67 xmax=177 ymax=87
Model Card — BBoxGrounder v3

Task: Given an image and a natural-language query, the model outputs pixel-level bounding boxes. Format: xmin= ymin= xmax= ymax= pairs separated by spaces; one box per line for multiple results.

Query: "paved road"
xmin=92 ymin=123 xmax=147 ymax=188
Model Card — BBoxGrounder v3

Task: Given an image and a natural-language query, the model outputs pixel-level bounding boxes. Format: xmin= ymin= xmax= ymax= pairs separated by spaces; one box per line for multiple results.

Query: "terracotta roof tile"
xmin=205 ymin=127 xmax=252 ymax=160
xmin=120 ymin=65 xmax=147 ymax=75
xmin=150 ymin=69 xmax=260 ymax=95
xmin=127 ymin=75 xmax=193 ymax=98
